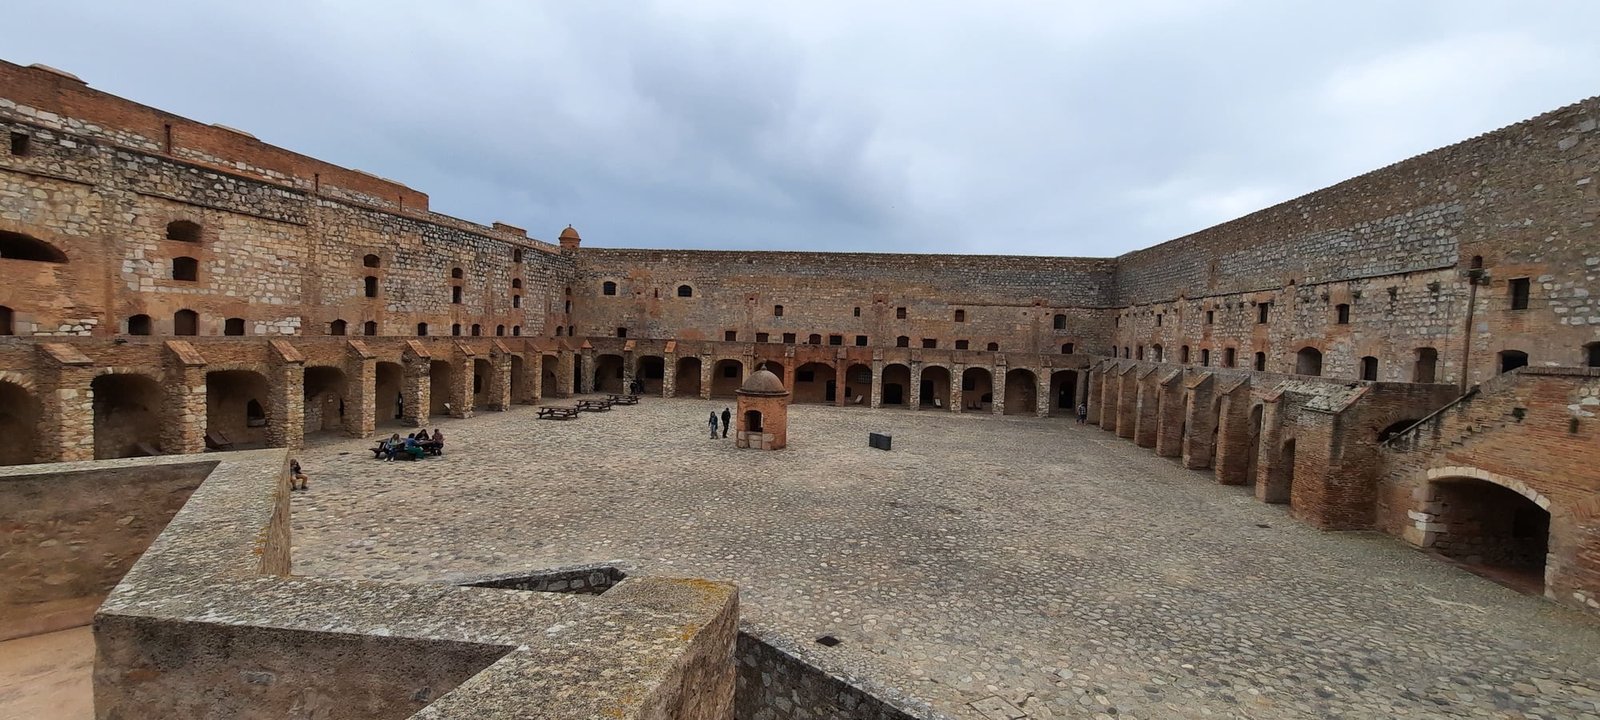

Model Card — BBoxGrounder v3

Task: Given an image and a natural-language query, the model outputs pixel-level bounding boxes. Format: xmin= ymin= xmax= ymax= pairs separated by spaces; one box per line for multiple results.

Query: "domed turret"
xmin=558 ymin=225 xmax=581 ymax=250
xmin=737 ymin=368 xmax=788 ymax=396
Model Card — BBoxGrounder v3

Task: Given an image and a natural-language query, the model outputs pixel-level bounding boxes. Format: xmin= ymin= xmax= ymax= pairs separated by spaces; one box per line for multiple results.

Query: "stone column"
xmin=1035 ymin=369 xmax=1051 ymax=418
xmin=555 ymin=351 xmax=575 ymax=398
xmin=662 ymin=351 xmax=677 ymax=398
xmin=949 ymin=363 xmax=963 ymax=413
xmin=516 ymin=352 xmax=540 ymax=405
xmin=991 ymin=365 xmax=1006 ymax=416
xmin=35 ymin=344 xmax=95 ymax=462
xmin=449 ymin=350 xmax=473 ymax=418
xmin=402 ymin=341 xmax=431 ymax=427
xmin=486 ymin=344 xmax=513 ymax=411
xmin=834 ymin=363 xmax=848 ymax=407
xmin=163 ymin=341 xmax=207 ymax=455
xmin=1213 ymin=386 xmax=1252 ymax=486
xmin=1154 ymin=373 xmax=1184 ymax=457
xmin=266 ymin=340 xmax=305 ymax=451
xmin=1181 ymin=376 xmax=1216 ymax=469
xmin=1076 ymin=370 xmax=1090 ymax=418
xmin=1115 ymin=368 xmax=1137 ymax=439
xmin=699 ymin=355 xmax=714 ymax=400
xmin=908 ymin=363 xmax=923 ymax=410
xmin=870 ymin=359 xmax=884 ymax=409
xmin=1134 ymin=370 xmax=1159 ymax=449
xmin=345 ymin=343 xmax=376 ymax=438
xmin=578 ymin=349 xmax=595 ymax=395
xmin=1254 ymin=399 xmax=1285 ymax=502
xmin=1099 ymin=366 xmax=1119 ymax=432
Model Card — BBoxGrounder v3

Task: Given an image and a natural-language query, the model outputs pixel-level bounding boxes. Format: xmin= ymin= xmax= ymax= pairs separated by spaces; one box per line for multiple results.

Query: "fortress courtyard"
xmin=291 ymin=398 xmax=1600 ymax=720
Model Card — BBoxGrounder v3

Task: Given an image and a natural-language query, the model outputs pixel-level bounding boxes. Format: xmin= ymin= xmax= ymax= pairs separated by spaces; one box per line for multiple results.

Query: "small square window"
xmin=782 ymin=332 xmax=796 ymax=344
xmin=724 ymin=330 xmax=737 ymax=341
xmin=954 ymin=309 xmax=966 ymax=322
xmin=756 ymin=332 xmax=770 ymax=343
xmin=1509 ymin=278 xmax=1530 ymax=310
xmin=616 ymin=327 xmax=627 ymax=338
xmin=921 ymin=338 xmax=937 ymax=349
xmin=1336 ymin=304 xmax=1350 ymax=324
xmin=853 ymin=307 xmax=861 ymax=317
xmin=9 ymin=132 xmax=29 ymax=156
xmin=955 ymin=340 xmax=969 ymax=350
xmin=1257 ymin=303 xmax=1270 ymax=324
xmin=854 ymin=335 xmax=867 ymax=346
xmin=896 ymin=307 xmax=907 ymax=319
xmin=774 ymin=304 xmax=784 ymax=317
xmin=1205 ymin=310 xmax=1214 ymax=325
xmin=828 ymin=334 xmax=842 ymax=346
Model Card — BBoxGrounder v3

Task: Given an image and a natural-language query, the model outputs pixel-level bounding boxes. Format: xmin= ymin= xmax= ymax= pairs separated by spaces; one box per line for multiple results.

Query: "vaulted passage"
xmin=375 ymin=361 xmax=404 ymax=423
xmin=674 ymin=357 xmax=702 ymax=398
xmin=1430 ymin=478 xmax=1550 ymax=594
xmin=961 ymin=367 xmax=993 ymax=412
xmin=792 ymin=362 xmax=834 ymax=404
xmin=1051 ymin=370 xmax=1078 ymax=413
xmin=0 ymin=380 xmax=40 ymax=465
xmin=303 ymin=366 xmax=349 ymax=435
xmin=636 ymin=355 xmax=665 ymax=395
xmin=473 ymin=358 xmax=493 ymax=407
xmin=541 ymin=354 xmax=561 ymax=398
xmin=594 ymin=354 xmax=625 ymax=394
xmin=881 ymin=363 xmax=910 ymax=407
xmin=919 ymin=366 xmax=951 ymax=410
xmin=429 ymin=361 xmax=454 ymax=416
xmin=843 ymin=363 xmax=871 ymax=405
xmin=92 ymin=373 xmax=165 ymax=458
xmin=509 ymin=355 xmax=527 ymax=401
xmin=1004 ymin=368 xmax=1037 ymax=415
xmin=711 ymin=359 xmax=743 ymax=398
xmin=205 ymin=370 xmax=270 ymax=449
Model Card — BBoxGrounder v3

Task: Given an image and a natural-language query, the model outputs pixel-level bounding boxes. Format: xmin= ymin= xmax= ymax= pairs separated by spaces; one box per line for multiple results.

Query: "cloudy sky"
xmin=10 ymin=2 xmax=1600 ymax=256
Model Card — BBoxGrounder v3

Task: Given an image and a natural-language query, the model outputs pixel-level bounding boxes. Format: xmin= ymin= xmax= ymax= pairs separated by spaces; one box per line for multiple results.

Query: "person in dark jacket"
xmin=721 ymin=408 xmax=732 ymax=438
xmin=709 ymin=412 xmax=719 ymax=439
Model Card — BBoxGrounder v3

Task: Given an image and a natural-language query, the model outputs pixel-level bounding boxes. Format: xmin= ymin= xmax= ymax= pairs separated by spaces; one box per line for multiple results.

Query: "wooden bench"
xmin=538 ymin=406 xmax=581 ymax=420
xmin=204 ymin=430 xmax=234 ymax=451
xmin=607 ymin=394 xmax=640 ymax=405
xmin=371 ymin=441 xmax=390 ymax=459
xmin=576 ymin=399 xmax=614 ymax=412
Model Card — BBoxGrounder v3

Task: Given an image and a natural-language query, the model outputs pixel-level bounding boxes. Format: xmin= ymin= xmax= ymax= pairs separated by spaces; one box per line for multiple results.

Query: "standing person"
xmin=721 ymin=407 xmax=731 ymax=438
xmin=708 ymin=411 xmax=719 ymax=439
xmin=1076 ymin=403 xmax=1088 ymax=424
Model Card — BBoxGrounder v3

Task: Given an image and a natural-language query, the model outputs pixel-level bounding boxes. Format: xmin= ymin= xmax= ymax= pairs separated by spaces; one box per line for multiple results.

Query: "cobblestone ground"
xmin=293 ymin=397 xmax=1600 ymax=720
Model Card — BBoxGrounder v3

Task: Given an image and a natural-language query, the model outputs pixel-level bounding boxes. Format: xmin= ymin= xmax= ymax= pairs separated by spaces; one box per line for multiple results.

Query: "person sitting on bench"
xmin=380 ymin=433 xmax=403 ymax=461
xmin=424 ymin=428 xmax=445 ymax=455
xmin=401 ymin=433 xmax=426 ymax=461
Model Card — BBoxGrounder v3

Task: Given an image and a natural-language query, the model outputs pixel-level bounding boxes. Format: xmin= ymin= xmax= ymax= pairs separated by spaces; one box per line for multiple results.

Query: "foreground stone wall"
xmin=0 ymin=461 xmax=212 ymax=640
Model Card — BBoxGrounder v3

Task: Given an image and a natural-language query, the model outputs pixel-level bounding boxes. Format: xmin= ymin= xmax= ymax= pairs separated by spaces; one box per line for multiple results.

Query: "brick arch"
xmin=0 ymin=370 xmax=38 ymax=393
xmin=1424 ymin=466 xmax=1554 ymax=515
xmin=0 ymin=219 xmax=76 ymax=262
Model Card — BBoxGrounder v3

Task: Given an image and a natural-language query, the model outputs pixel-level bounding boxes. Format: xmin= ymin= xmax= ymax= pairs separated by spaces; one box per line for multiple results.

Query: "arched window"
xmin=471 ymin=324 xmax=481 ymax=337
xmin=1499 ymin=349 xmax=1528 ymax=374
xmin=773 ymin=304 xmax=784 ymax=317
xmin=677 ymin=284 xmax=693 ymax=298
xmin=127 ymin=314 xmax=152 ymax=335
xmin=246 ymin=399 xmax=266 ymax=427
xmin=555 ymin=326 xmax=564 ymax=336
xmin=1414 ymin=347 xmax=1438 ymax=383
xmin=172 ymin=256 xmax=198 ymax=281
xmin=416 ymin=323 xmax=429 ymax=336
xmin=496 ymin=325 xmax=505 ymax=336
xmin=0 ymin=230 xmax=67 ymax=263
xmin=0 ymin=305 xmax=10 ymax=335
xmin=364 ymin=276 xmax=378 ymax=298
xmin=165 ymin=220 xmax=201 ymax=243
xmin=986 ymin=342 xmax=999 ymax=351
xmin=896 ymin=336 xmax=909 ymax=347
xmin=224 ymin=317 xmax=245 ymax=336
xmin=451 ymin=323 xmax=462 ymax=336
xmin=1295 ymin=347 xmax=1323 ymax=376
xmin=362 ymin=254 xmax=380 ymax=268
xmin=174 ymin=309 xmax=199 ymax=336
xmin=1223 ymin=348 xmax=1235 ymax=367
xmin=1253 ymin=352 xmax=1266 ymax=371
xmin=1152 ymin=344 xmax=1163 ymax=362
xmin=512 ymin=326 xmax=521 ymax=337
xmin=1136 ymin=345 xmax=1144 ymax=360
xmin=513 ymin=249 xmax=523 ymax=263
xmin=512 ymin=278 xmax=522 ymax=289
xmin=1360 ymin=356 xmax=1378 ymax=381
xmin=1180 ymin=345 xmax=1190 ymax=363
xmin=451 ymin=267 xmax=464 ymax=279
xmin=330 ymin=319 xmax=347 ymax=336
xmin=363 ymin=321 xmax=377 ymax=336
xmin=603 ymin=281 xmax=618 ymax=296
xmin=1053 ymin=314 xmax=1066 ymax=330
xmin=452 ymin=286 xmax=463 ymax=304
xmin=513 ymin=295 xmax=522 ymax=308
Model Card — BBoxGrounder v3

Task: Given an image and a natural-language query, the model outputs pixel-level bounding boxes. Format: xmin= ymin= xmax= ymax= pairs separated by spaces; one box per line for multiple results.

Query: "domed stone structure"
xmin=558 ymin=224 xmax=581 ymax=249
xmin=735 ymin=365 xmax=789 ymax=450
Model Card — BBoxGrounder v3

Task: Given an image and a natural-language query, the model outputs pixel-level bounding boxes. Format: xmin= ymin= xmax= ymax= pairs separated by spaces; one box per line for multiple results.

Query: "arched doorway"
xmin=881 ymin=364 xmax=910 ymax=407
xmin=0 ymin=379 xmax=41 ymax=465
xmin=594 ymin=354 xmax=625 ymax=394
xmin=92 ymin=373 xmax=165 ymax=458
xmin=844 ymin=363 xmax=871 ymax=406
xmin=303 ymin=366 xmax=349 ymax=435
xmin=1295 ymin=347 xmax=1323 ymax=376
xmin=473 ymin=358 xmax=493 ymax=408
xmin=509 ymin=355 xmax=527 ymax=403
xmin=637 ymin=356 xmax=665 ymax=395
xmin=206 ymin=369 xmax=270 ymax=448
xmin=1263 ymin=438 xmax=1295 ymax=504
xmin=919 ymin=366 xmax=951 ymax=410
xmin=792 ymin=362 xmax=834 ymax=403
xmin=541 ymin=354 xmax=561 ymax=398
xmin=675 ymin=357 xmax=703 ymax=398
xmin=429 ymin=360 xmax=454 ymax=415
xmin=1004 ymin=368 xmax=1037 ymax=415
xmin=1050 ymin=370 xmax=1078 ymax=413
xmin=711 ymin=359 xmax=743 ymax=397
xmin=1426 ymin=474 xmax=1553 ymax=594
xmin=375 ymin=361 xmax=404 ymax=423
xmin=960 ymin=367 xmax=993 ymax=412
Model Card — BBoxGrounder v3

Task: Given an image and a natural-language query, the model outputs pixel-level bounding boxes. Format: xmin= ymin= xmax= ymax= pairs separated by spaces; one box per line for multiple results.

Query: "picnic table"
xmin=538 ymin=406 xmax=581 ymax=420
xmin=607 ymin=394 xmax=640 ymax=405
xmin=576 ymin=399 xmax=614 ymax=412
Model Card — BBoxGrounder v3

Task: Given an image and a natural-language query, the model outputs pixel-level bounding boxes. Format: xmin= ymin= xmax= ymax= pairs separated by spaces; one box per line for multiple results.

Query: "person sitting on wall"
xmin=289 ymin=459 xmax=309 ymax=491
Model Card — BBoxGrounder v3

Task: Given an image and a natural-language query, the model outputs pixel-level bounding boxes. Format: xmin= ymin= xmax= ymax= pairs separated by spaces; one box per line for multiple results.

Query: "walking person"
xmin=708 ymin=411 xmax=719 ymax=439
xmin=1076 ymin=403 xmax=1088 ymax=424
xmin=721 ymin=407 xmax=731 ymax=438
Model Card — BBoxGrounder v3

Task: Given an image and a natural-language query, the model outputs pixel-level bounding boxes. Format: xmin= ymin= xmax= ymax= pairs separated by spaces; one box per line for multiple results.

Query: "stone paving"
xmin=293 ymin=397 xmax=1600 ymax=720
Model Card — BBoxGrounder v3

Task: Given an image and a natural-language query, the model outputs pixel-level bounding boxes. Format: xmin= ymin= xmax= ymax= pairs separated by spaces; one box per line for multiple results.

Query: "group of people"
xmin=708 ymin=407 xmax=732 ymax=439
xmin=379 ymin=429 xmax=445 ymax=460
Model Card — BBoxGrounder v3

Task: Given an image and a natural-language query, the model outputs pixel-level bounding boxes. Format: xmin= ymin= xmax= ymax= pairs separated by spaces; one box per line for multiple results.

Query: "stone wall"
xmin=0 ymin=461 xmax=212 ymax=640
xmin=734 ymin=631 xmax=937 ymax=720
